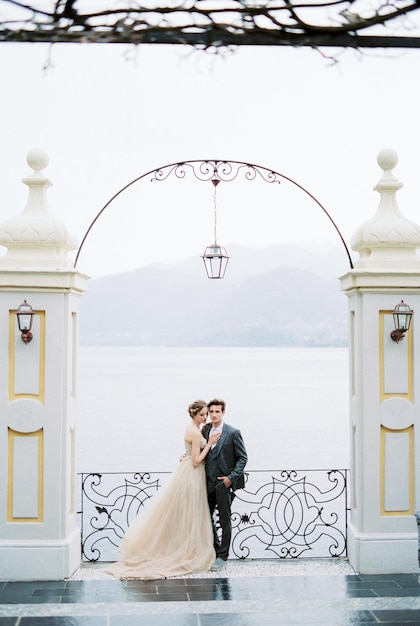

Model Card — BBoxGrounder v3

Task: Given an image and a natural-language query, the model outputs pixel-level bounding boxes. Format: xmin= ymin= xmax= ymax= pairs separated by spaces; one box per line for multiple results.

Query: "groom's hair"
xmin=208 ymin=398 xmax=225 ymax=412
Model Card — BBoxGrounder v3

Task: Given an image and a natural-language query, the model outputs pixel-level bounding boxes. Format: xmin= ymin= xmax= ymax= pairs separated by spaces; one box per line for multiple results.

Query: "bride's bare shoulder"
xmin=184 ymin=424 xmax=200 ymax=443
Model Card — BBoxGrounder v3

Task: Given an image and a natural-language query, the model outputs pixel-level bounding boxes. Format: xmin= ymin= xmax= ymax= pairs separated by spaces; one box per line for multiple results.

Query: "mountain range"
xmin=79 ymin=244 xmax=351 ymax=347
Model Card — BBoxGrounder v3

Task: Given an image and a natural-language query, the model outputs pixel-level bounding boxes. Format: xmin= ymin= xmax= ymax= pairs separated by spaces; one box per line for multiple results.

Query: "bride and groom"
xmin=107 ymin=398 xmax=248 ymax=580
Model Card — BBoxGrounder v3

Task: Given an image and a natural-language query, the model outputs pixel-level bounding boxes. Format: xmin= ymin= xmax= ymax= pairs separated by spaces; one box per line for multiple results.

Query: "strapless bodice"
xmin=184 ymin=438 xmax=207 ymax=455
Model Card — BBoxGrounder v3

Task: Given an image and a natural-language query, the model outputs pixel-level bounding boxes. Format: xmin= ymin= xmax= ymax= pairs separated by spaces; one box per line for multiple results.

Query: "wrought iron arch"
xmin=74 ymin=159 xmax=354 ymax=270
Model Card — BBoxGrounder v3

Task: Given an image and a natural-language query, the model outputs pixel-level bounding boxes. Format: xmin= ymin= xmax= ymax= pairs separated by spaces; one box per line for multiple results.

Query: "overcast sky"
xmin=1 ymin=41 xmax=420 ymax=278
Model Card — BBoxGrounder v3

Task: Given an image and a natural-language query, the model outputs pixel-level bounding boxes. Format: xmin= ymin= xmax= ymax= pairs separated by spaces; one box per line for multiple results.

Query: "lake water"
xmin=76 ymin=347 xmax=350 ymax=474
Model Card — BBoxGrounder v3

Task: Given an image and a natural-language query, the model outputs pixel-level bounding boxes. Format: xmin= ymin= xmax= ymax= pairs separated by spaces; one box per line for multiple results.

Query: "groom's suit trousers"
xmin=206 ymin=446 xmax=233 ymax=560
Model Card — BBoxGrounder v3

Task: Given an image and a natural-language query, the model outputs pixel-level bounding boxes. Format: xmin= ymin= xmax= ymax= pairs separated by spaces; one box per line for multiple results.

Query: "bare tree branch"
xmin=1 ymin=0 xmax=420 ymax=49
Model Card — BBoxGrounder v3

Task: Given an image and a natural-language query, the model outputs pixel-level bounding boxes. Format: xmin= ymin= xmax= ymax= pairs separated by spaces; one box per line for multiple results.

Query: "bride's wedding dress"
xmin=106 ymin=439 xmax=215 ymax=580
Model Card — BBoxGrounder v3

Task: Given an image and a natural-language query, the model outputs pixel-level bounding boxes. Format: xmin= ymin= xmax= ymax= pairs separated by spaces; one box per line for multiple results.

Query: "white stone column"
xmin=0 ymin=149 xmax=88 ymax=580
xmin=341 ymin=149 xmax=420 ymax=574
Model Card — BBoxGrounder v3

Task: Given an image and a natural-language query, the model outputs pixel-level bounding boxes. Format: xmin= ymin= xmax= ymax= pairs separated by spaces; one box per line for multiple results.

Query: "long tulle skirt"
xmin=106 ymin=457 xmax=215 ymax=579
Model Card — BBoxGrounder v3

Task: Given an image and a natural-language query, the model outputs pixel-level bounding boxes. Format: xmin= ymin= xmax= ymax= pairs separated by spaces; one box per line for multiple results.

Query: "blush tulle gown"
xmin=106 ymin=439 xmax=215 ymax=580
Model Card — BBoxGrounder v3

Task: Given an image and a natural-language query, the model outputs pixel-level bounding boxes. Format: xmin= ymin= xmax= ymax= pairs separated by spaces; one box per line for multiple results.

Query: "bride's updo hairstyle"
xmin=188 ymin=400 xmax=207 ymax=418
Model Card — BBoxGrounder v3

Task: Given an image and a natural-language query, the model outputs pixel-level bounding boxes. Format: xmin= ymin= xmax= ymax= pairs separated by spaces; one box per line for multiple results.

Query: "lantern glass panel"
xmin=202 ymin=245 xmax=229 ymax=279
xmin=393 ymin=301 xmax=413 ymax=331
xmin=17 ymin=301 xmax=34 ymax=332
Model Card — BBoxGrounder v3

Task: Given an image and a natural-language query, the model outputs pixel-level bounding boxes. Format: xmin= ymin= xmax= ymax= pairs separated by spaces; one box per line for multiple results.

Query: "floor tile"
xmin=67 ymin=581 xmax=125 ymax=591
xmin=186 ymin=578 xmax=225 ymax=587
xmin=6 ymin=582 xmax=66 ymax=591
xmin=344 ymin=589 xmax=378 ymax=598
xmin=123 ymin=591 xmax=164 ymax=600
xmin=372 ymin=609 xmax=420 ymax=622
xmin=32 ymin=589 xmax=77 ymax=598
xmin=123 ymin=581 xmax=159 ymax=592
xmin=109 ymin=616 xmax=198 ymax=626
xmin=125 ymin=592 xmax=189 ymax=602
xmin=19 ymin=618 xmax=107 ymax=626
xmin=59 ymin=594 xmax=118 ymax=604
xmin=189 ymin=590 xmax=251 ymax=601
xmin=185 ymin=581 xmax=220 ymax=591
xmin=287 ymin=610 xmax=376 ymax=624
xmin=371 ymin=588 xmax=420 ymax=598
xmin=0 ymin=593 xmax=54 ymax=605
xmin=199 ymin=614 xmax=291 ymax=626
xmin=300 ymin=623 xmax=374 ymax=626
xmin=359 ymin=575 xmax=417 ymax=583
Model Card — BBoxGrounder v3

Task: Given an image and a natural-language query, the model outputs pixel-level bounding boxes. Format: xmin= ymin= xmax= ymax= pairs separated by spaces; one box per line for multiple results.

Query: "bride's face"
xmin=196 ymin=407 xmax=208 ymax=424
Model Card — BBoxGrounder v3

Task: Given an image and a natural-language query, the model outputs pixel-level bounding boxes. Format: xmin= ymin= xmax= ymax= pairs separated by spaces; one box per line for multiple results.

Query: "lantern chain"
xmin=212 ymin=178 xmax=220 ymax=245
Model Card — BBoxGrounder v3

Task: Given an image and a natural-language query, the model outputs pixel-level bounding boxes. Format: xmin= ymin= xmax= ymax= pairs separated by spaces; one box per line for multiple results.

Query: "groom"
xmin=203 ymin=398 xmax=248 ymax=571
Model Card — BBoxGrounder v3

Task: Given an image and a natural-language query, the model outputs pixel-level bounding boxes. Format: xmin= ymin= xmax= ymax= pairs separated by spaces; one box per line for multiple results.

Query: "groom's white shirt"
xmin=210 ymin=422 xmax=223 ymax=449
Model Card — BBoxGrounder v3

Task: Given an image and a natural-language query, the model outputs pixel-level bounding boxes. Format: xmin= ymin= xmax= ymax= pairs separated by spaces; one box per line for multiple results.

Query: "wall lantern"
xmin=390 ymin=300 xmax=413 ymax=343
xmin=16 ymin=299 xmax=34 ymax=344
xmin=201 ymin=179 xmax=229 ymax=279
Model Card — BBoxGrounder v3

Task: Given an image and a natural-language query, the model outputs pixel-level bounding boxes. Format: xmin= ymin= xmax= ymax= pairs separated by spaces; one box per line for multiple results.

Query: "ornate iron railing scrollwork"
xmin=78 ymin=471 xmax=169 ymax=562
xmin=230 ymin=469 xmax=348 ymax=560
xmin=78 ymin=468 xmax=349 ymax=562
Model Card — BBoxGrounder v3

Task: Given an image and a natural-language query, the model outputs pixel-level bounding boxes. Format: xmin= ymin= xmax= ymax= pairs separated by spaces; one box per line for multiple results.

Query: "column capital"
xmin=0 ymin=149 xmax=77 ymax=271
xmin=351 ymin=149 xmax=420 ymax=270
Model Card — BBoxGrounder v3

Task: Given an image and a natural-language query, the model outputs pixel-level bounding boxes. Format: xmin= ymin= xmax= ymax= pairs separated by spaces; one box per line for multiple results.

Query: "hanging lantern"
xmin=201 ymin=179 xmax=229 ymax=279
xmin=202 ymin=244 xmax=230 ymax=279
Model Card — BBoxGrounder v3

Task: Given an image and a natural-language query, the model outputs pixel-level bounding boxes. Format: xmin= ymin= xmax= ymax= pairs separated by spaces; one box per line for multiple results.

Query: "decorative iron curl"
xmin=279 ymin=469 xmax=299 ymax=480
xmin=74 ymin=159 xmax=354 ymax=270
xmin=152 ymin=163 xmax=188 ymax=182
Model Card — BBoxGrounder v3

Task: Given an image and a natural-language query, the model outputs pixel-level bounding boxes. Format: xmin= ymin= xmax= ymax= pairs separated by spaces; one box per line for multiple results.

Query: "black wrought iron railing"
xmin=77 ymin=469 xmax=349 ymax=563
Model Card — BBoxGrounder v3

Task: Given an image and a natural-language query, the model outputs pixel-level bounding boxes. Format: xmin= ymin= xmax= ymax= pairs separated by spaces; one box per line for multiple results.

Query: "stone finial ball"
xmin=27 ymin=148 xmax=49 ymax=172
xmin=377 ymin=148 xmax=398 ymax=172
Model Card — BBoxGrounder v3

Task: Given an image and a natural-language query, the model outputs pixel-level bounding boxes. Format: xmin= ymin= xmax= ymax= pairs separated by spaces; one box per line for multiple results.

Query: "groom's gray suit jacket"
xmin=203 ymin=422 xmax=248 ymax=492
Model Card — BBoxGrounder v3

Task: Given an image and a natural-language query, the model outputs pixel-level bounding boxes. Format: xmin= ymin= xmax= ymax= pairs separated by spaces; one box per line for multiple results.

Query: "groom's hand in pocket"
xmin=217 ymin=476 xmax=232 ymax=488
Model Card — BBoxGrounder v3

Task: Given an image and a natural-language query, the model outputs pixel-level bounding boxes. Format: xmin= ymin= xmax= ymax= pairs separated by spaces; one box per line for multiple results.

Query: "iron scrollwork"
xmin=78 ymin=468 xmax=348 ymax=562
xmin=151 ymin=161 xmax=282 ymax=185
xmin=231 ymin=469 xmax=348 ymax=559
xmin=78 ymin=471 xmax=169 ymax=562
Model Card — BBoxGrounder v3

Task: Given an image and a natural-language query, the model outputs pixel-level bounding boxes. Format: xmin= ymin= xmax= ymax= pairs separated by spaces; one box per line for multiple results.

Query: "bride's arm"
xmin=191 ymin=430 xmax=220 ymax=468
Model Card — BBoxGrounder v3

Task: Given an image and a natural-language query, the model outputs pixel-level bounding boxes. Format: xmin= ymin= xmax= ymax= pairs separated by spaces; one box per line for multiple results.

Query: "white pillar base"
xmin=347 ymin=523 xmax=419 ymax=574
xmin=0 ymin=529 xmax=81 ymax=581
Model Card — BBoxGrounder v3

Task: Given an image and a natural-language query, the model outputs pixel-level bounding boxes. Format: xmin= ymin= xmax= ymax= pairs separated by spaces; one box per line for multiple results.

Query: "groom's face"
xmin=209 ymin=405 xmax=224 ymax=428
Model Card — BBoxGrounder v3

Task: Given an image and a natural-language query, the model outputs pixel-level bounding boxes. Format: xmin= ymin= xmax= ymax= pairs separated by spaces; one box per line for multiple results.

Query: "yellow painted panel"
xmin=7 ymin=428 xmax=44 ymax=523
xmin=71 ymin=312 xmax=77 ymax=398
xmin=350 ymin=310 xmax=355 ymax=397
xmin=379 ymin=311 xmax=413 ymax=402
xmin=9 ymin=310 xmax=45 ymax=402
xmin=380 ymin=425 xmax=414 ymax=515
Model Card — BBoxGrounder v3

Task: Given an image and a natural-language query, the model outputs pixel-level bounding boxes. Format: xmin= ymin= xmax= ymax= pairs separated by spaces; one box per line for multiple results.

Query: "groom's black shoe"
xmin=210 ymin=558 xmax=227 ymax=571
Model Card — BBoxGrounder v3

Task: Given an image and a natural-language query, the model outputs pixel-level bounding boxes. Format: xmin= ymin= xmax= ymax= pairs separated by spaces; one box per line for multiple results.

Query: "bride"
xmin=106 ymin=400 xmax=221 ymax=580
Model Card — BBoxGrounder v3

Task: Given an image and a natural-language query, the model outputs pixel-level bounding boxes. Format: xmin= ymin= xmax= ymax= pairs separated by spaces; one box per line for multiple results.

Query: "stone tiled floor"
xmin=2 ymin=565 xmax=420 ymax=625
